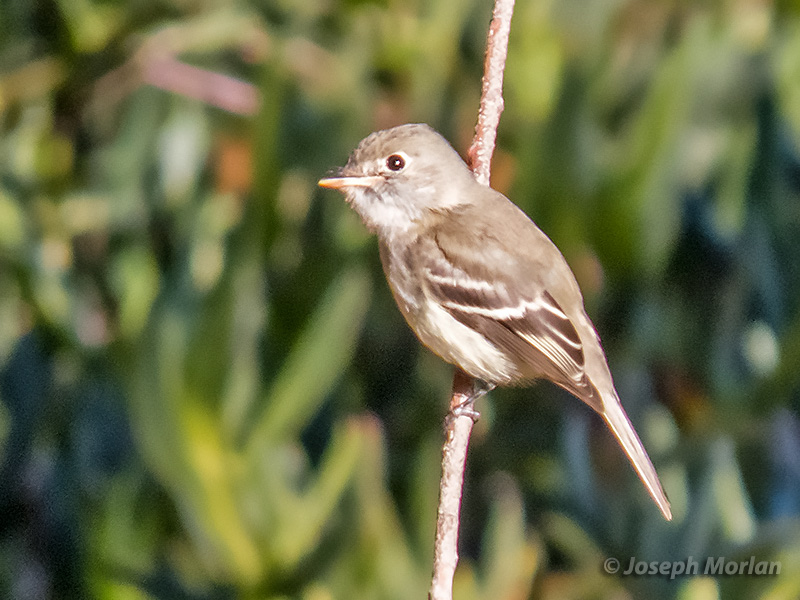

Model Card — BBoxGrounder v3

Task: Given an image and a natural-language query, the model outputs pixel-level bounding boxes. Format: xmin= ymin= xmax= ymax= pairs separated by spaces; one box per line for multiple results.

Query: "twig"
xmin=429 ymin=370 xmax=478 ymax=600
xmin=91 ymin=24 xmax=267 ymax=120
xmin=141 ymin=55 xmax=259 ymax=115
xmin=429 ymin=1 xmax=515 ymax=599
xmin=467 ymin=0 xmax=515 ymax=187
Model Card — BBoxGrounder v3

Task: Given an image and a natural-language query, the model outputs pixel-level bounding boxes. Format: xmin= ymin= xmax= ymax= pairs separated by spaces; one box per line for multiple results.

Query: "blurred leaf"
xmin=711 ymin=438 xmax=756 ymax=543
xmin=677 ymin=577 xmax=720 ymax=600
xmin=111 ymin=247 xmax=161 ymax=341
xmin=478 ymin=473 xmax=541 ymax=600
xmin=271 ymin=416 xmax=368 ymax=570
xmin=248 ymin=266 xmax=371 ymax=444
xmin=180 ymin=399 xmax=262 ymax=584
xmin=0 ymin=188 xmax=26 ymax=250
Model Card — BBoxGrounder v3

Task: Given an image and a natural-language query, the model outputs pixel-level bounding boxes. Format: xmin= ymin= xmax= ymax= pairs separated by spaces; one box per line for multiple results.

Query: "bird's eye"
xmin=386 ymin=154 xmax=406 ymax=171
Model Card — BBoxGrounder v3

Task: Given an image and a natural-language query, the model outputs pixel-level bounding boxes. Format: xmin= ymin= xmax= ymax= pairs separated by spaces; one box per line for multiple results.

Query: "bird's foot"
xmin=450 ymin=398 xmax=481 ymax=422
xmin=445 ymin=378 xmax=494 ymax=425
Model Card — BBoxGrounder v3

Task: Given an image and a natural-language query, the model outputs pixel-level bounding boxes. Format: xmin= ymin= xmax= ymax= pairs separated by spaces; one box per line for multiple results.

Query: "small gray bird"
xmin=319 ymin=123 xmax=672 ymax=520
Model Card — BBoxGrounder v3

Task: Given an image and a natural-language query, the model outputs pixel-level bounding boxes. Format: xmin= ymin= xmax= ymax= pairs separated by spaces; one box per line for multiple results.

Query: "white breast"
xmin=379 ymin=238 xmax=519 ymax=385
xmin=412 ymin=300 xmax=518 ymax=385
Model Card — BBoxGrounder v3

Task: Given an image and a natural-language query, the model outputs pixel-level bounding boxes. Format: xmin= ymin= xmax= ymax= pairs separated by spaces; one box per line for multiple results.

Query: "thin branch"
xmin=429 ymin=370 xmax=478 ymax=600
xmin=91 ymin=24 xmax=268 ymax=121
xmin=142 ymin=55 xmax=259 ymax=115
xmin=429 ymin=1 xmax=515 ymax=599
xmin=467 ymin=0 xmax=516 ymax=187
xmin=93 ymin=52 xmax=260 ymax=118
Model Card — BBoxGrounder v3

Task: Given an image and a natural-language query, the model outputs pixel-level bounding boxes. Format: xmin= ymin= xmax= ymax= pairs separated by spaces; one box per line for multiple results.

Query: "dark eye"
xmin=386 ymin=154 xmax=406 ymax=171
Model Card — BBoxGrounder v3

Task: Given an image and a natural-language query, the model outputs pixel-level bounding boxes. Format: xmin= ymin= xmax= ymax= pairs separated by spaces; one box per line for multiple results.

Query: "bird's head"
xmin=319 ymin=124 xmax=476 ymax=236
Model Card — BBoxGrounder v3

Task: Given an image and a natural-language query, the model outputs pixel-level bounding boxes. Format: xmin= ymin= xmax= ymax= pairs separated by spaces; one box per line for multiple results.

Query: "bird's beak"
xmin=318 ymin=175 xmax=383 ymax=189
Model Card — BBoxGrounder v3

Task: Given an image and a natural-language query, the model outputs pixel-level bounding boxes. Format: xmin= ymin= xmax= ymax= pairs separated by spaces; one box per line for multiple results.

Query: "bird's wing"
xmin=421 ymin=214 xmax=600 ymax=407
xmin=421 ymin=200 xmax=670 ymax=519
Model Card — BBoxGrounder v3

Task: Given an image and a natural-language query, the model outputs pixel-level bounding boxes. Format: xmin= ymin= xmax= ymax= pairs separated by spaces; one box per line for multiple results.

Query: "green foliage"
xmin=1 ymin=0 xmax=799 ymax=599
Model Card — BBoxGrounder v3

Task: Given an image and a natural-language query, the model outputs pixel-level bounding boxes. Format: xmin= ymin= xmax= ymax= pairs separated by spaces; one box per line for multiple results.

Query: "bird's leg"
xmin=448 ymin=372 xmax=495 ymax=423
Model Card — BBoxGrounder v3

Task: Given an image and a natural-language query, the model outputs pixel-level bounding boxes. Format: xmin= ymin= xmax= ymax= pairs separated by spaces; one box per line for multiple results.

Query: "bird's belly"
xmin=403 ymin=298 xmax=518 ymax=385
xmin=380 ymin=239 xmax=519 ymax=385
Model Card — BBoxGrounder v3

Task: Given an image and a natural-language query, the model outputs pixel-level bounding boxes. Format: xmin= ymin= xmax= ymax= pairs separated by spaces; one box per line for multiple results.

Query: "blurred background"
xmin=1 ymin=0 xmax=799 ymax=598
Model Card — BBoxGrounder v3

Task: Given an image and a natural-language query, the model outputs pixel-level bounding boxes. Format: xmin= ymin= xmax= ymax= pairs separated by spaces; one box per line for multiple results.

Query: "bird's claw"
xmin=448 ymin=399 xmax=481 ymax=423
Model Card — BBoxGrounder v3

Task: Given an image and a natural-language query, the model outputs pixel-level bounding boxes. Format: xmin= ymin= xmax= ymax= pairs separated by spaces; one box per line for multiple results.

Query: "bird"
xmin=318 ymin=123 xmax=672 ymax=520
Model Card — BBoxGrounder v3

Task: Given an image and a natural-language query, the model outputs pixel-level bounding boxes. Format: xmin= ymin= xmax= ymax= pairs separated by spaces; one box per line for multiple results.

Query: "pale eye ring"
xmin=386 ymin=154 xmax=406 ymax=171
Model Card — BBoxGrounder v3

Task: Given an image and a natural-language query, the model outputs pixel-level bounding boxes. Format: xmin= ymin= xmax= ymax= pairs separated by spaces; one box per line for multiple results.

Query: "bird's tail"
xmin=601 ymin=393 xmax=672 ymax=520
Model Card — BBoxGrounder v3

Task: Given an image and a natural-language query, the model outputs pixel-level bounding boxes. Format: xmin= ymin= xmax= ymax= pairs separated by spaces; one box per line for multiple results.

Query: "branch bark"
xmin=429 ymin=369 xmax=479 ymax=600
xmin=429 ymin=1 xmax=515 ymax=599
xmin=467 ymin=0 xmax=516 ymax=187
